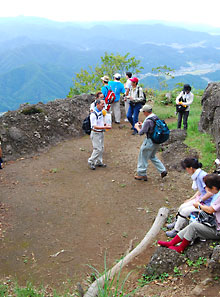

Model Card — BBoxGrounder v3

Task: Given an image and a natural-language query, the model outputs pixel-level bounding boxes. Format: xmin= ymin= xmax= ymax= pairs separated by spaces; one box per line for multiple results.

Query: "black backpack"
xmin=82 ymin=112 xmax=98 ymax=135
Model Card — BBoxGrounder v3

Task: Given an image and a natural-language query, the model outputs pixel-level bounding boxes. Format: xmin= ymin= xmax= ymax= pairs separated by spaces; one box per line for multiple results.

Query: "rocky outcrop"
xmin=199 ymin=82 xmax=220 ymax=157
xmin=162 ymin=129 xmax=198 ymax=171
xmin=145 ymin=240 xmax=220 ymax=277
xmin=0 ymin=94 xmax=95 ymax=161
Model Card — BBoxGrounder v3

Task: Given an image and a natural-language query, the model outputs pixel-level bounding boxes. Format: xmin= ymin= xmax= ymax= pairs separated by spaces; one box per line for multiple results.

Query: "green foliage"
xmin=152 ymin=65 xmax=175 ymax=90
xmin=68 ymin=52 xmax=143 ymax=96
xmin=0 ymin=284 xmax=8 ymax=297
xmin=138 ymin=272 xmax=169 ymax=286
xmin=186 ymin=257 xmax=207 ymax=272
xmin=87 ymin=255 xmax=136 ymax=296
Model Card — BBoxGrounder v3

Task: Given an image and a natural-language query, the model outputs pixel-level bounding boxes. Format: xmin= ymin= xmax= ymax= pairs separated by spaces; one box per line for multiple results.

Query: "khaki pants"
xmin=88 ymin=131 xmax=104 ymax=165
xmin=111 ymin=101 xmax=121 ymax=123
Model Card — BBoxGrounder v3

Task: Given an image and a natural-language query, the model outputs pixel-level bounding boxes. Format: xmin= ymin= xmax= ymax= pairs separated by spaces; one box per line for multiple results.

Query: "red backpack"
xmin=105 ymin=86 xmax=116 ymax=105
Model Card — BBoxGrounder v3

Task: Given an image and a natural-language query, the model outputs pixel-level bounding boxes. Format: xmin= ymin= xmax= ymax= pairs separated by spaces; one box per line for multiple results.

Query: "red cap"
xmin=129 ymin=77 xmax=139 ymax=83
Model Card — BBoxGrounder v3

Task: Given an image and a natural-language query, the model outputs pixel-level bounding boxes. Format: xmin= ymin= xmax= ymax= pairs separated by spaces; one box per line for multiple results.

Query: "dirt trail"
xmin=0 ymin=120 xmax=191 ymax=291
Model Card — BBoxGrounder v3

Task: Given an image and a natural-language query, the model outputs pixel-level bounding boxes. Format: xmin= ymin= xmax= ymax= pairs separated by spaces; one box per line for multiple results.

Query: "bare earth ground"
xmin=0 ymin=120 xmax=220 ymax=296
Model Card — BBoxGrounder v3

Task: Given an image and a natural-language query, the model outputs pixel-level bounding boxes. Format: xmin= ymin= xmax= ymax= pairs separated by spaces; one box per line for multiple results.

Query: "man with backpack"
xmin=126 ymin=77 xmax=145 ymax=135
xmin=134 ymin=104 xmax=168 ymax=181
xmin=88 ymin=99 xmax=112 ymax=170
xmin=108 ymin=73 xmax=125 ymax=124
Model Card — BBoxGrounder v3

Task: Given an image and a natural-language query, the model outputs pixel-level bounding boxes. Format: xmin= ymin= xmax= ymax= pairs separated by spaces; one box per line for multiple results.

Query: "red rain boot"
xmin=158 ymin=235 xmax=182 ymax=248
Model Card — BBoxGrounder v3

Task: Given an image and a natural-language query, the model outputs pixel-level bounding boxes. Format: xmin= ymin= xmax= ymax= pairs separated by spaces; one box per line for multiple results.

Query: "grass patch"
xmin=151 ymin=91 xmax=216 ymax=171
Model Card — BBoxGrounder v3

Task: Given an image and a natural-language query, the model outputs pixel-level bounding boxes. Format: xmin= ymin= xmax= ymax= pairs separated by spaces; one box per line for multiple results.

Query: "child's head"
xmin=181 ymin=158 xmax=202 ymax=170
xmin=204 ymin=174 xmax=220 ymax=194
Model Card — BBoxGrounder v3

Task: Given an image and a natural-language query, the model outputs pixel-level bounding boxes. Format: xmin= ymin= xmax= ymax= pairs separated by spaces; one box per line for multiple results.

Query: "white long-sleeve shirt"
xmin=176 ymin=91 xmax=194 ymax=111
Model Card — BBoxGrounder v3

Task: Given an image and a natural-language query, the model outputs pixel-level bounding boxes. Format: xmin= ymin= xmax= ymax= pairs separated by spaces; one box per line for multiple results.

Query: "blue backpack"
xmin=149 ymin=117 xmax=170 ymax=144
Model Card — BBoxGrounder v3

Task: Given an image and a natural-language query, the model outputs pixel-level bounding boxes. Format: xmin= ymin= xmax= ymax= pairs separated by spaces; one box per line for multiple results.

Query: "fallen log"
xmin=84 ymin=207 xmax=169 ymax=297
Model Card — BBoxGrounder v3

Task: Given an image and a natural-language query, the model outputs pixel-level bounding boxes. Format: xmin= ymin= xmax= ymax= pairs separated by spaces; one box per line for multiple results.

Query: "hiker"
xmin=124 ymin=72 xmax=132 ymax=122
xmin=166 ymin=158 xmax=214 ymax=238
xmin=176 ymin=84 xmax=194 ymax=130
xmin=126 ymin=77 xmax=144 ymax=135
xmin=158 ymin=174 xmax=220 ymax=253
xmin=88 ymin=99 xmax=112 ymax=170
xmin=90 ymin=92 xmax=104 ymax=112
xmin=134 ymin=104 xmax=167 ymax=181
xmin=108 ymin=73 xmax=125 ymax=124
xmin=101 ymin=75 xmax=110 ymax=99
xmin=0 ymin=138 xmax=3 ymax=169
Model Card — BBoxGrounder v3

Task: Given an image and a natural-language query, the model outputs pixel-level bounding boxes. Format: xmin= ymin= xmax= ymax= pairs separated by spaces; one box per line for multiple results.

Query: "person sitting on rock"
xmin=158 ymin=173 xmax=220 ymax=253
xmin=166 ymin=158 xmax=214 ymax=238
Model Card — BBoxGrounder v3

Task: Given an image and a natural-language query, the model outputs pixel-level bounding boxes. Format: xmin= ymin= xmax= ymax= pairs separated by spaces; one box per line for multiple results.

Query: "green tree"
xmin=68 ymin=52 xmax=143 ymax=96
xmin=152 ymin=65 xmax=175 ymax=90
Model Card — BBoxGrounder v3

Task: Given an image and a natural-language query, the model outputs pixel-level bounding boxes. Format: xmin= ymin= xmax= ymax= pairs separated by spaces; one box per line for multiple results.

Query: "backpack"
xmin=137 ymin=87 xmax=146 ymax=105
xmin=149 ymin=117 xmax=170 ymax=144
xmin=82 ymin=111 xmax=98 ymax=135
xmin=105 ymin=86 xmax=116 ymax=105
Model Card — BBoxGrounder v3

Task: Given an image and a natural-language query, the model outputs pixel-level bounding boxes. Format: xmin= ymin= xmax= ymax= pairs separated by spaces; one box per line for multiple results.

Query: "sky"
xmin=1 ymin=0 xmax=220 ymax=28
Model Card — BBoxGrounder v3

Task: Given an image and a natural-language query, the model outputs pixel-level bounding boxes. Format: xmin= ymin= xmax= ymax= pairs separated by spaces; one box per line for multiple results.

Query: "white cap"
xmin=114 ymin=73 xmax=121 ymax=79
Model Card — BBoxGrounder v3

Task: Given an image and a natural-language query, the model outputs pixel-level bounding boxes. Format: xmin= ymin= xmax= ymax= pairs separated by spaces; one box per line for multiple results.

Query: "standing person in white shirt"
xmin=176 ymin=84 xmax=194 ymax=130
xmin=88 ymin=100 xmax=112 ymax=170
xmin=124 ymin=72 xmax=132 ymax=121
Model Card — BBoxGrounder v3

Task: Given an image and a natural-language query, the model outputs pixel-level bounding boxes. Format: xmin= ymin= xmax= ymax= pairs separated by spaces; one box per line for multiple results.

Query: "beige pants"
xmin=111 ymin=101 xmax=121 ymax=123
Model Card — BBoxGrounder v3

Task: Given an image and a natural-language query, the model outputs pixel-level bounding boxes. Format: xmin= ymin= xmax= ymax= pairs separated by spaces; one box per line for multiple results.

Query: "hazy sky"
xmin=1 ymin=0 xmax=220 ymax=28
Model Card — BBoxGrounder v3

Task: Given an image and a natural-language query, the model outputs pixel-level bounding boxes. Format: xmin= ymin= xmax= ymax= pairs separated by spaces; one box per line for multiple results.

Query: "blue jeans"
xmin=137 ymin=138 xmax=166 ymax=176
xmin=127 ymin=103 xmax=142 ymax=131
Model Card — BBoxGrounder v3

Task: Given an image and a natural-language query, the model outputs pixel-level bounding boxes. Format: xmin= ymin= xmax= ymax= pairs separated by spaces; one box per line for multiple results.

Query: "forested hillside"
xmin=1 ymin=16 xmax=220 ymax=111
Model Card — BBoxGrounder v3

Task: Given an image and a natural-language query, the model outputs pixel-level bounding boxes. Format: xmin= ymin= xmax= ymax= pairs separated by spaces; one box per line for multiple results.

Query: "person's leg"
xmin=149 ymin=144 xmax=166 ymax=173
xmin=133 ymin=103 xmax=142 ymax=133
xmin=95 ymin=133 xmax=104 ymax=165
xmin=88 ymin=132 xmax=102 ymax=167
xmin=124 ymin=100 xmax=129 ymax=120
xmin=113 ymin=101 xmax=121 ymax=123
xmin=166 ymin=200 xmax=197 ymax=237
xmin=137 ymin=138 xmax=152 ymax=176
xmin=183 ymin=111 xmax=189 ymax=130
xmin=177 ymin=112 xmax=183 ymax=129
xmin=127 ymin=104 xmax=134 ymax=129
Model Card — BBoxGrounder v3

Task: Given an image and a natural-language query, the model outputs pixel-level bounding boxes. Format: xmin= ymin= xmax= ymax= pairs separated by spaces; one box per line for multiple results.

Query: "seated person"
xmin=158 ymin=173 xmax=220 ymax=253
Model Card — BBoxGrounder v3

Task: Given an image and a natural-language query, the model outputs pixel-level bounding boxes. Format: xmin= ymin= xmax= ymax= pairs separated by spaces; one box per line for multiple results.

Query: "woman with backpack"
xmin=176 ymin=84 xmax=194 ymax=130
xmin=158 ymin=173 xmax=220 ymax=253
xmin=165 ymin=158 xmax=214 ymax=238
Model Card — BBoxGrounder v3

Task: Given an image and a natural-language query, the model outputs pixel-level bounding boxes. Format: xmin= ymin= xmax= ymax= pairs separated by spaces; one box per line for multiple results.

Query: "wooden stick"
xmin=84 ymin=207 xmax=169 ymax=297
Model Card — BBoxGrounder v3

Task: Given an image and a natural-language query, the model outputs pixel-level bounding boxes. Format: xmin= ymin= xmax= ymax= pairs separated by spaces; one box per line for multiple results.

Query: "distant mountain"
xmin=1 ymin=16 xmax=220 ymax=111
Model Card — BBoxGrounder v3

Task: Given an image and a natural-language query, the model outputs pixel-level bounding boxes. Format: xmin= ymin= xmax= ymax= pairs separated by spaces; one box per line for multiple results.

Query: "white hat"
xmin=114 ymin=73 xmax=121 ymax=79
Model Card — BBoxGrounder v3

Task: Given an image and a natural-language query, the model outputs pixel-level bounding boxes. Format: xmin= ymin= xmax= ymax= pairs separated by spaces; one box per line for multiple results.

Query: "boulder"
xmin=0 ymin=94 xmax=95 ymax=161
xmin=199 ymin=82 xmax=220 ymax=157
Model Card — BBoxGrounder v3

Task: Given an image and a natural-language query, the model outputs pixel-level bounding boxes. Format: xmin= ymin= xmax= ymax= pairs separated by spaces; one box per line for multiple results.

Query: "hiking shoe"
xmin=166 ymin=221 xmax=176 ymax=229
xmin=88 ymin=163 xmax=96 ymax=170
xmin=132 ymin=130 xmax=138 ymax=135
xmin=161 ymin=171 xmax=167 ymax=178
xmin=96 ymin=163 xmax=107 ymax=168
xmin=134 ymin=175 xmax=148 ymax=181
xmin=166 ymin=229 xmax=178 ymax=238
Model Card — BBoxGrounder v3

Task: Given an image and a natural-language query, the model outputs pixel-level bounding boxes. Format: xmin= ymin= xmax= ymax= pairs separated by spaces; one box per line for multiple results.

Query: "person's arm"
xmin=90 ymin=113 xmax=111 ymax=130
xmin=184 ymin=191 xmax=200 ymax=203
xmin=184 ymin=93 xmax=194 ymax=106
xmin=176 ymin=92 xmax=183 ymax=104
xmin=200 ymin=191 xmax=213 ymax=202
xmin=193 ymin=202 xmax=215 ymax=214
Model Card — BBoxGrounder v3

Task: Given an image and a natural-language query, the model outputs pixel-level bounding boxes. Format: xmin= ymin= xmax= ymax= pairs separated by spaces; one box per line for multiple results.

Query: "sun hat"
xmin=129 ymin=77 xmax=139 ymax=83
xmin=101 ymin=75 xmax=110 ymax=82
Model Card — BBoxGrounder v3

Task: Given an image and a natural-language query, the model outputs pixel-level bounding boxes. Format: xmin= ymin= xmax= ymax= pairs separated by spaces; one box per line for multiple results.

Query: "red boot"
xmin=169 ymin=238 xmax=190 ymax=253
xmin=158 ymin=235 xmax=182 ymax=248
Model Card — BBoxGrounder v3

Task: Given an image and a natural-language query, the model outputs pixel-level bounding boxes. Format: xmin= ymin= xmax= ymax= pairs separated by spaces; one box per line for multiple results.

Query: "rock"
xmin=144 ymin=246 xmax=185 ymax=276
xmin=199 ymin=82 xmax=220 ymax=157
xmin=208 ymin=245 xmax=220 ymax=275
xmin=184 ymin=240 xmax=214 ymax=261
xmin=0 ymin=94 xmax=95 ymax=161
